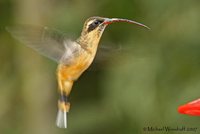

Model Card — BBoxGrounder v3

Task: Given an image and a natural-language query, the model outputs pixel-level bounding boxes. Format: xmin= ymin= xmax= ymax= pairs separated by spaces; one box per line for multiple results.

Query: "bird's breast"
xmin=57 ymin=50 xmax=95 ymax=81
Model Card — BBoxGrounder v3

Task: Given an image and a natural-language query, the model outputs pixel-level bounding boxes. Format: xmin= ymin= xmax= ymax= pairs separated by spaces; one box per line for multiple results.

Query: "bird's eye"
xmin=87 ymin=20 xmax=103 ymax=32
xmin=93 ymin=20 xmax=101 ymax=25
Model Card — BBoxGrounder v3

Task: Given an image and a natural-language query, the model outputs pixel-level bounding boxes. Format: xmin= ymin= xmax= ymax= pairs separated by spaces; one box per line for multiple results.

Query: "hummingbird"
xmin=6 ymin=16 xmax=150 ymax=128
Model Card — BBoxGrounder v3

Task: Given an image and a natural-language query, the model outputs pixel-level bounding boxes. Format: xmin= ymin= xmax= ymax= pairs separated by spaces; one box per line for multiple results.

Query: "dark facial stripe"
xmin=87 ymin=23 xmax=97 ymax=32
xmin=87 ymin=20 xmax=104 ymax=33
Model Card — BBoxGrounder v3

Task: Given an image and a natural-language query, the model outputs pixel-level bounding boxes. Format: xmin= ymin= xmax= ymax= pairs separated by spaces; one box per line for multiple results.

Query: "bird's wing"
xmin=6 ymin=25 xmax=71 ymax=63
xmin=95 ymin=43 xmax=122 ymax=62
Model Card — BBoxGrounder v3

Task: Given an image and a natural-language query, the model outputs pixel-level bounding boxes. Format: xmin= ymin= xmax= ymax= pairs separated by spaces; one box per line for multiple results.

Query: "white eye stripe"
xmin=87 ymin=20 xmax=95 ymax=28
xmin=86 ymin=20 xmax=94 ymax=29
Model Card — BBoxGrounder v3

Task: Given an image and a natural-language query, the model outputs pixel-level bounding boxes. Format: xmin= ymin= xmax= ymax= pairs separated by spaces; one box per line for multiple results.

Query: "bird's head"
xmin=78 ymin=16 xmax=150 ymax=50
xmin=80 ymin=16 xmax=108 ymax=39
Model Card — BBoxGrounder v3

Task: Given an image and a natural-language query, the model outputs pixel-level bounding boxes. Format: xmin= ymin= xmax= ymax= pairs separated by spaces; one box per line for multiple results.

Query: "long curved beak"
xmin=103 ymin=18 xmax=150 ymax=30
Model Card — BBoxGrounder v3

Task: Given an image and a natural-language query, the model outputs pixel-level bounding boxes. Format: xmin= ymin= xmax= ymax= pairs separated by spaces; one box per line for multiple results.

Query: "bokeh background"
xmin=1 ymin=0 xmax=200 ymax=134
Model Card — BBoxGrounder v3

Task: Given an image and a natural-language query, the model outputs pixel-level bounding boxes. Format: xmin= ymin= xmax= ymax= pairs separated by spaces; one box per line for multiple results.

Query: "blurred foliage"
xmin=1 ymin=0 xmax=200 ymax=134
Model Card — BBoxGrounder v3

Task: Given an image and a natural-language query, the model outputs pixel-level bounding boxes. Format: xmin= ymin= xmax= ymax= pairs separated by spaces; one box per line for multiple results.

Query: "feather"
xmin=6 ymin=25 xmax=67 ymax=62
xmin=56 ymin=110 xmax=67 ymax=128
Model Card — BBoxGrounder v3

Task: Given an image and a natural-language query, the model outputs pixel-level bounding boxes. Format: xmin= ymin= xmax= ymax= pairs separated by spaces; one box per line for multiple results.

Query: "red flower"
xmin=178 ymin=98 xmax=200 ymax=116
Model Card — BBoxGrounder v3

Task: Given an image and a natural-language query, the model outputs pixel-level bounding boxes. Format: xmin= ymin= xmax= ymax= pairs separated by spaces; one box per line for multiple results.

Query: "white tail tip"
xmin=56 ymin=110 xmax=67 ymax=128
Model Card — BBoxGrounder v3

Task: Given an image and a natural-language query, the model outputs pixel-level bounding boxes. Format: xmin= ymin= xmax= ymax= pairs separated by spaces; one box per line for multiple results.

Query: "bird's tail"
xmin=56 ymin=96 xmax=70 ymax=128
xmin=56 ymin=109 xmax=67 ymax=128
xmin=56 ymin=77 xmax=73 ymax=128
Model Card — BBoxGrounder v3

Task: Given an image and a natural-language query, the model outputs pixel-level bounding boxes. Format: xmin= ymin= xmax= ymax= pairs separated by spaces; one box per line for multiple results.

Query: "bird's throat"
xmin=77 ymin=33 xmax=102 ymax=55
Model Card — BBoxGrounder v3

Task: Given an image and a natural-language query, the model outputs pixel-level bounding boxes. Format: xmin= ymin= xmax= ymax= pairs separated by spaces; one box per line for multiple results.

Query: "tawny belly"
xmin=57 ymin=55 xmax=94 ymax=81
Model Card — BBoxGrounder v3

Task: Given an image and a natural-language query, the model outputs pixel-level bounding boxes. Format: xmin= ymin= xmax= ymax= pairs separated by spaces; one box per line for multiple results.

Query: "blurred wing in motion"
xmin=87 ymin=43 xmax=123 ymax=71
xmin=96 ymin=43 xmax=122 ymax=62
xmin=6 ymin=25 xmax=68 ymax=62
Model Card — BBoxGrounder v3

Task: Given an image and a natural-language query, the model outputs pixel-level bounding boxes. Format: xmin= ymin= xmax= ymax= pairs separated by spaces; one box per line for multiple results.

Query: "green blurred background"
xmin=1 ymin=0 xmax=200 ymax=134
